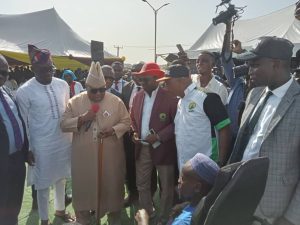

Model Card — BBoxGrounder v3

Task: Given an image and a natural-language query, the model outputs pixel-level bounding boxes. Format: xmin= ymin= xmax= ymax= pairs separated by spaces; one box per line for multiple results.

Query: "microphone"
xmin=85 ymin=103 xmax=100 ymax=131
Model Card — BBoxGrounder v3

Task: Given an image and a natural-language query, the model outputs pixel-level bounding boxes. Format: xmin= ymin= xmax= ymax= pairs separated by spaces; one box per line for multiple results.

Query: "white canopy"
xmin=188 ymin=4 xmax=300 ymax=59
xmin=0 ymin=8 xmax=114 ymax=57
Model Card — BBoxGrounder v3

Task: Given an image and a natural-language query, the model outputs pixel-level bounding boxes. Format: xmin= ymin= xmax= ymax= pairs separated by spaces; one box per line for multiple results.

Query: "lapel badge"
xmin=188 ymin=101 xmax=197 ymax=112
xmin=159 ymin=113 xmax=167 ymax=122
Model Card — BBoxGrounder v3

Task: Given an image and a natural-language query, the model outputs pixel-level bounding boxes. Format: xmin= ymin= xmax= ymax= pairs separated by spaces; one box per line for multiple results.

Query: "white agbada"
xmin=16 ymin=77 xmax=72 ymax=190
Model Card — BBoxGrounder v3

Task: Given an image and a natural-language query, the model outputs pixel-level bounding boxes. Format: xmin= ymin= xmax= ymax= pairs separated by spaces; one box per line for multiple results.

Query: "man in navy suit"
xmin=0 ymin=54 xmax=28 ymax=225
xmin=102 ymin=65 xmax=122 ymax=99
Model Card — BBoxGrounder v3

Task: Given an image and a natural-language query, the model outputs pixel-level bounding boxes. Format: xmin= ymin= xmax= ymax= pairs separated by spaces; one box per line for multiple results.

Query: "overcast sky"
xmin=0 ymin=0 xmax=297 ymax=63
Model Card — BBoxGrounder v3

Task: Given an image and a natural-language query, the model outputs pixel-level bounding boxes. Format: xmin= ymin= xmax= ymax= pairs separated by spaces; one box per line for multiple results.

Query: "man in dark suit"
xmin=229 ymin=37 xmax=300 ymax=225
xmin=131 ymin=62 xmax=178 ymax=224
xmin=102 ymin=65 xmax=122 ymax=98
xmin=122 ymin=62 xmax=145 ymax=206
xmin=0 ymin=54 xmax=28 ymax=225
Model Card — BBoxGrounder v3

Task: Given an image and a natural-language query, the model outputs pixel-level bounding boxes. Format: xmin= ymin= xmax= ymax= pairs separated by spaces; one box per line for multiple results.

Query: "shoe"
xmin=55 ymin=211 xmax=75 ymax=223
xmin=123 ymin=194 xmax=138 ymax=208
xmin=65 ymin=194 xmax=72 ymax=207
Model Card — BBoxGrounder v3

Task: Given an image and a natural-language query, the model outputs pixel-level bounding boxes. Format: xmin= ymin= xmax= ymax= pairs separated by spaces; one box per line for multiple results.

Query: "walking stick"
xmin=96 ymin=137 xmax=104 ymax=225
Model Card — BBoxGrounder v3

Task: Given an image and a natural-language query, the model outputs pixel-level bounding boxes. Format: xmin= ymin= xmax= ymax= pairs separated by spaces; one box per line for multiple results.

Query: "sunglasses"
xmin=89 ymin=87 xmax=106 ymax=94
xmin=138 ymin=77 xmax=153 ymax=83
xmin=36 ymin=66 xmax=55 ymax=74
xmin=0 ymin=70 xmax=8 ymax=76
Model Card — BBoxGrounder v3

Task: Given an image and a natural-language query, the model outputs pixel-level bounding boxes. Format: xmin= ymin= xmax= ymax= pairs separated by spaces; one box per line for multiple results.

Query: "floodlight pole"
xmin=142 ymin=0 xmax=170 ymax=63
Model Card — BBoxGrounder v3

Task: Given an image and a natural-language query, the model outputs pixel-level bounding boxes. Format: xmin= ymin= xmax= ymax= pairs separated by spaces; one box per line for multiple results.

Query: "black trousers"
xmin=0 ymin=151 xmax=26 ymax=225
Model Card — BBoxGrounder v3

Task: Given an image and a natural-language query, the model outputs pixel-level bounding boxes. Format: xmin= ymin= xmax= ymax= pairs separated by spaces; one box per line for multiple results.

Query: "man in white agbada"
xmin=16 ymin=45 xmax=73 ymax=225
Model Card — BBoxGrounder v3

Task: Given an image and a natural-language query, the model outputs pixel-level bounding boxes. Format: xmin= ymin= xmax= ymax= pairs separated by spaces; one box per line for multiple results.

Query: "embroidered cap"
xmin=28 ymin=44 xmax=53 ymax=66
xmin=189 ymin=153 xmax=220 ymax=185
xmin=86 ymin=61 xmax=106 ymax=88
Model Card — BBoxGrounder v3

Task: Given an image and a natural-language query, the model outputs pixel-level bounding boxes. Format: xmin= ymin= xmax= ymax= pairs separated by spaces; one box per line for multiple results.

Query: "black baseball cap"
xmin=237 ymin=36 xmax=294 ymax=61
xmin=156 ymin=64 xmax=189 ymax=82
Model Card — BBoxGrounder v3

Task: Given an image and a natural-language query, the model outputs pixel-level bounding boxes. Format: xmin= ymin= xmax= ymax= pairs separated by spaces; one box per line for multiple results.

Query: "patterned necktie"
xmin=114 ymin=81 xmax=119 ymax=91
xmin=236 ymin=91 xmax=273 ymax=159
xmin=0 ymin=90 xmax=23 ymax=150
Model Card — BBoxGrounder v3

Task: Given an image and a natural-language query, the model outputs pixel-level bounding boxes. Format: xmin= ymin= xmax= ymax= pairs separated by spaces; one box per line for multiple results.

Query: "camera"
xmin=212 ymin=0 xmax=245 ymax=25
xmin=233 ymin=64 xmax=249 ymax=78
xmin=213 ymin=4 xmax=237 ymax=25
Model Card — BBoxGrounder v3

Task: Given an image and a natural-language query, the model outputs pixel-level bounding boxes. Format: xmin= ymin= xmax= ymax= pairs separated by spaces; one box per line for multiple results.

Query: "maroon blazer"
xmin=130 ymin=87 xmax=178 ymax=165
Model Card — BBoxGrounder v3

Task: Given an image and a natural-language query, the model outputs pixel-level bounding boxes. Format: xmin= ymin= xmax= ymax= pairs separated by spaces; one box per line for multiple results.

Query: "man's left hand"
xmin=145 ymin=134 xmax=158 ymax=145
xmin=99 ymin=128 xmax=115 ymax=139
xmin=274 ymin=217 xmax=295 ymax=225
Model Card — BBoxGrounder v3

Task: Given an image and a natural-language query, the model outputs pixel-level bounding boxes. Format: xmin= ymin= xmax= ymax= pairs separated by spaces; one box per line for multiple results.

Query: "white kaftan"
xmin=16 ymin=77 xmax=72 ymax=190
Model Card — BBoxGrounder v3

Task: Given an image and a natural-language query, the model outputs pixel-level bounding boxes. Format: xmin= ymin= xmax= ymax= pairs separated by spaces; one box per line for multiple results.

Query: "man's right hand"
xmin=28 ymin=151 xmax=35 ymax=166
xmin=81 ymin=109 xmax=96 ymax=123
xmin=135 ymin=209 xmax=149 ymax=225
xmin=132 ymin=132 xmax=140 ymax=144
xmin=232 ymin=40 xmax=244 ymax=54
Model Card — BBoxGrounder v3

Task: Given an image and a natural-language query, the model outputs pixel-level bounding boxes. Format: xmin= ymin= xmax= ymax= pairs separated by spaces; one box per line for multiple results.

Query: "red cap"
xmin=132 ymin=62 xmax=164 ymax=79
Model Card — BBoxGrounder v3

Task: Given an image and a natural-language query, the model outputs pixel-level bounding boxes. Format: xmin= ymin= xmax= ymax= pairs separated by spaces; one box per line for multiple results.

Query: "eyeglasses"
xmin=0 ymin=70 xmax=8 ymax=77
xmin=89 ymin=87 xmax=106 ymax=94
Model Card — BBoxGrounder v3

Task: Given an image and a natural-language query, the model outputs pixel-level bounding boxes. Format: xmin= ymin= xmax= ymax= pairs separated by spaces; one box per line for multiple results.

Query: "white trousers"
xmin=37 ymin=178 xmax=65 ymax=220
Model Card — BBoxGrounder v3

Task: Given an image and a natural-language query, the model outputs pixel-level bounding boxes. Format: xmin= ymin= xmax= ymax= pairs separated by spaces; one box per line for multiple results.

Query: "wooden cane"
xmin=96 ymin=137 xmax=104 ymax=225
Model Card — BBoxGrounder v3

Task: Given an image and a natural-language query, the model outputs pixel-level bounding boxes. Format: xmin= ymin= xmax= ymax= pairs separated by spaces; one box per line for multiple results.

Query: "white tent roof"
xmin=188 ymin=4 xmax=300 ymax=59
xmin=0 ymin=8 xmax=114 ymax=57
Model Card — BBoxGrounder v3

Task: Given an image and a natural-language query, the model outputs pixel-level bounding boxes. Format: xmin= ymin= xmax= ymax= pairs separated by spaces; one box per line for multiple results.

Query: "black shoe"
xmin=65 ymin=194 xmax=72 ymax=207
xmin=123 ymin=194 xmax=138 ymax=208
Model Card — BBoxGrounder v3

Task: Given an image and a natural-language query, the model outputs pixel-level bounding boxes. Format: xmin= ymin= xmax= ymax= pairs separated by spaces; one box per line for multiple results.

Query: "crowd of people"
xmin=0 ymin=21 xmax=300 ymax=225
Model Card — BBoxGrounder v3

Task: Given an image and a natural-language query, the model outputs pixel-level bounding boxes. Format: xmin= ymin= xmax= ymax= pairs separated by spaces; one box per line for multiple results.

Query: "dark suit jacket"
xmin=122 ymin=80 xmax=135 ymax=110
xmin=109 ymin=88 xmax=123 ymax=99
xmin=229 ymin=80 xmax=300 ymax=223
xmin=0 ymin=87 xmax=28 ymax=168
xmin=130 ymin=87 xmax=178 ymax=165
xmin=0 ymin=87 xmax=28 ymax=215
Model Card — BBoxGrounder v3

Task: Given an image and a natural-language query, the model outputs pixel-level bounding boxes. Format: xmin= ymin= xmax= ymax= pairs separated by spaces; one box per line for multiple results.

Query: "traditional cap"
xmin=189 ymin=153 xmax=220 ymax=186
xmin=0 ymin=54 xmax=9 ymax=72
xmin=237 ymin=36 xmax=294 ymax=61
xmin=28 ymin=44 xmax=53 ymax=65
xmin=133 ymin=62 xmax=164 ymax=79
xmin=86 ymin=61 xmax=106 ymax=88
xmin=62 ymin=69 xmax=77 ymax=81
xmin=157 ymin=64 xmax=189 ymax=82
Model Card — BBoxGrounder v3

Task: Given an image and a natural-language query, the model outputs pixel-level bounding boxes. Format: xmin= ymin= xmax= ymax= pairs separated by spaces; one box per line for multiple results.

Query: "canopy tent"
xmin=187 ymin=4 xmax=300 ymax=59
xmin=0 ymin=8 xmax=117 ymax=69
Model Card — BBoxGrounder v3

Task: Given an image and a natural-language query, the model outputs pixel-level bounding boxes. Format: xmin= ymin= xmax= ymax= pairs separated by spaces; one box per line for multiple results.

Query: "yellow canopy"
xmin=0 ymin=50 xmax=89 ymax=70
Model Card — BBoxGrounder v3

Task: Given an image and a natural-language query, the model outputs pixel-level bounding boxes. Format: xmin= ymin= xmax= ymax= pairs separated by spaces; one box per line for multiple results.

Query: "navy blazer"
xmin=0 ymin=87 xmax=28 ymax=170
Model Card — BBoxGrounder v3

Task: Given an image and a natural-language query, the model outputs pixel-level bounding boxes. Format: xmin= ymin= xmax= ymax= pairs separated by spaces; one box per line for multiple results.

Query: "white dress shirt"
xmin=112 ymin=78 xmax=128 ymax=93
xmin=191 ymin=74 xmax=228 ymax=105
xmin=141 ymin=87 xmax=159 ymax=140
xmin=242 ymin=78 xmax=293 ymax=161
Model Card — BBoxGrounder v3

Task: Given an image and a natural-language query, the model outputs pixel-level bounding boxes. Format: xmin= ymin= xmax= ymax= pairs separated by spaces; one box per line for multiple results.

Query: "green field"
xmin=18 ymin=185 xmax=140 ymax=225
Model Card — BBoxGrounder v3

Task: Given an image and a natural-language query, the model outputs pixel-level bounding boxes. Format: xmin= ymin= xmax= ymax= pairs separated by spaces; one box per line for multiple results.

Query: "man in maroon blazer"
xmin=131 ymin=62 xmax=178 ymax=224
